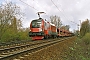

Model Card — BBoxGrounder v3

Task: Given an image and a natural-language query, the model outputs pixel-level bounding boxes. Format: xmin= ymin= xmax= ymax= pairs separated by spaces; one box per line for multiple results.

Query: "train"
xmin=29 ymin=17 xmax=73 ymax=40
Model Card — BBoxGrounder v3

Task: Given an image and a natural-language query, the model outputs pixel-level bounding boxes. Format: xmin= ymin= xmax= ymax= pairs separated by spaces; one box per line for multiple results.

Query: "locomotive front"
xmin=29 ymin=18 xmax=44 ymax=40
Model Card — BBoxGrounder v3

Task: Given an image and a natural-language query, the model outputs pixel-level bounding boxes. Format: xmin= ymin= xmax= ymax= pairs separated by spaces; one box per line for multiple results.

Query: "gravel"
xmin=15 ymin=37 xmax=76 ymax=60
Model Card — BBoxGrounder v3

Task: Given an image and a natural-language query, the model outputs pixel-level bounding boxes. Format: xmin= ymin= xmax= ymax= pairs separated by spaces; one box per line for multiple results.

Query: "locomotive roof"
xmin=32 ymin=18 xmax=43 ymax=21
xmin=50 ymin=23 xmax=55 ymax=26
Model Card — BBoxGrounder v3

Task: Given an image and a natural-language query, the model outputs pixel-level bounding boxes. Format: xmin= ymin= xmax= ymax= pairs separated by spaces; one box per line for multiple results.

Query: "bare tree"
xmin=50 ymin=15 xmax=62 ymax=28
xmin=0 ymin=2 xmax=22 ymax=41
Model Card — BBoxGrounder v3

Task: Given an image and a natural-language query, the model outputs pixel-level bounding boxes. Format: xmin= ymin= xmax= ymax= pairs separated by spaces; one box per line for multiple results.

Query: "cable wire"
xmin=51 ymin=0 xmax=71 ymax=21
xmin=19 ymin=0 xmax=38 ymax=11
xmin=56 ymin=0 xmax=72 ymax=21
xmin=33 ymin=0 xmax=49 ymax=18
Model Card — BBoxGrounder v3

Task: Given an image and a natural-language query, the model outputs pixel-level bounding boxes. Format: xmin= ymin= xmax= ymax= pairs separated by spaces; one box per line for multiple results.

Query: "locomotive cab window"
xmin=31 ymin=20 xmax=42 ymax=28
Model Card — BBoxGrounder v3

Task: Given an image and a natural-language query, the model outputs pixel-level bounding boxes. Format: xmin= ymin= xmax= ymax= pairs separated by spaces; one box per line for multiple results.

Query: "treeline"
xmin=50 ymin=15 xmax=70 ymax=31
xmin=80 ymin=19 xmax=90 ymax=37
xmin=0 ymin=2 xmax=30 ymax=42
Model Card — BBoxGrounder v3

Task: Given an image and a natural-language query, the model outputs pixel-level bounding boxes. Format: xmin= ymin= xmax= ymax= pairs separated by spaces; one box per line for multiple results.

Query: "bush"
xmin=0 ymin=30 xmax=31 ymax=42
xmin=82 ymin=33 xmax=90 ymax=45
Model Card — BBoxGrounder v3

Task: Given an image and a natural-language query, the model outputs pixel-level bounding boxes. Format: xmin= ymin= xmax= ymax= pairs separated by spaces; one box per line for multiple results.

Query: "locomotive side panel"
xmin=50 ymin=23 xmax=57 ymax=38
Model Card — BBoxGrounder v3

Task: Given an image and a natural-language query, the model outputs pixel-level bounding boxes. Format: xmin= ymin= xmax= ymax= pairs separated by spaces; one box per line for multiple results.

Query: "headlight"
xmin=39 ymin=28 xmax=42 ymax=31
xmin=30 ymin=29 xmax=31 ymax=31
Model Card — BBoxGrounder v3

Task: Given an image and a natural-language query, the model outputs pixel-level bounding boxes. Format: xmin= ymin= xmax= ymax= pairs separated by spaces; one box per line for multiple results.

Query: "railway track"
xmin=0 ymin=37 xmax=71 ymax=60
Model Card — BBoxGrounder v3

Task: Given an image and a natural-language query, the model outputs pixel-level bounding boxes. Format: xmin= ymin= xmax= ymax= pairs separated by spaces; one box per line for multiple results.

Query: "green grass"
xmin=63 ymin=36 xmax=90 ymax=60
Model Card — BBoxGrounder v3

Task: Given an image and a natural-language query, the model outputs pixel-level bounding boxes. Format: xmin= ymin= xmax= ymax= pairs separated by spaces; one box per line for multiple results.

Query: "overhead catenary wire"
xmin=19 ymin=0 xmax=38 ymax=11
xmin=51 ymin=0 xmax=71 ymax=21
xmin=56 ymin=0 xmax=74 ymax=22
xmin=33 ymin=0 xmax=50 ymax=18
xmin=33 ymin=0 xmax=48 ymax=12
xmin=19 ymin=0 xmax=50 ymax=19
xmin=19 ymin=0 xmax=70 ymax=22
xmin=56 ymin=0 xmax=81 ymax=31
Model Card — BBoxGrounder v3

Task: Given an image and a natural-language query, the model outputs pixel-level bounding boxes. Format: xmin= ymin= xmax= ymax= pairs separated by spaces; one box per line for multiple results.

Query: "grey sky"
xmin=1 ymin=0 xmax=90 ymax=31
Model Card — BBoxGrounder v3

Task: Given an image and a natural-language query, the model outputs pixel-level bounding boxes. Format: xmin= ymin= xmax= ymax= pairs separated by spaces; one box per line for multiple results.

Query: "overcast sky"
xmin=1 ymin=0 xmax=90 ymax=32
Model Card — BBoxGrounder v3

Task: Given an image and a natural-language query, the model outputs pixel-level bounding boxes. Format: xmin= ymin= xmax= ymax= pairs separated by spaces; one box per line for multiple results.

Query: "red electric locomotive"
xmin=29 ymin=17 xmax=57 ymax=40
